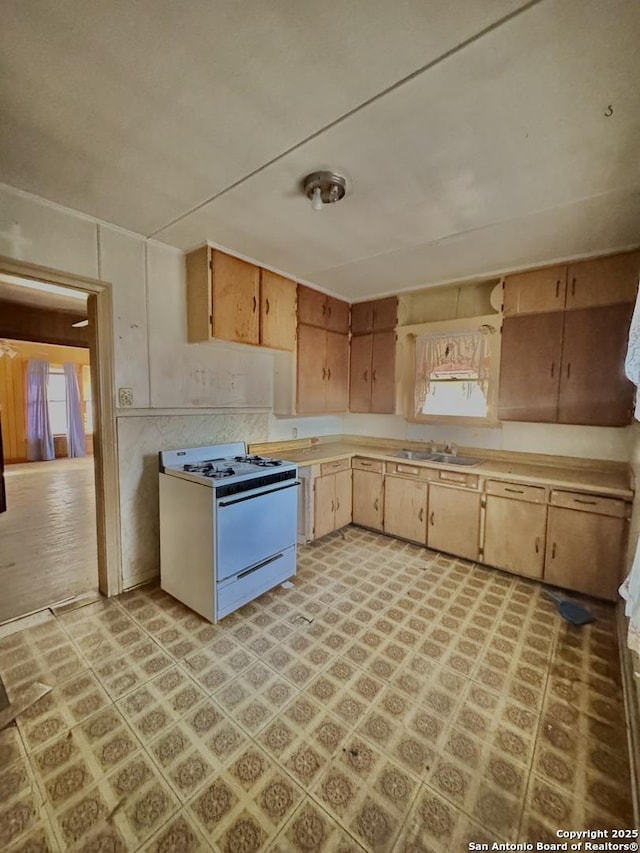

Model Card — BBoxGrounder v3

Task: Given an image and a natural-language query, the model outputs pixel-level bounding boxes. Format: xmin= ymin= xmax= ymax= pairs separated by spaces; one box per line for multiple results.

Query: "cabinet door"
xmin=351 ymin=301 xmax=374 ymax=335
xmin=558 ymin=304 xmax=633 ymax=426
xmin=260 ymin=270 xmax=297 ymax=351
xmin=371 ymin=331 xmax=396 ymax=414
xmin=484 ymin=496 xmax=546 ymax=578
xmin=503 ymin=266 xmax=567 ymax=317
xmin=566 ymin=252 xmax=640 ymax=310
xmin=325 ymin=332 xmax=349 ymax=412
xmin=314 ymin=474 xmax=336 ymax=540
xmin=297 ymin=324 xmax=327 ymax=414
xmin=498 ymin=313 xmax=563 ymax=422
xmin=298 ymin=284 xmax=327 ymax=327
xmin=326 ymin=296 xmax=350 ymax=334
xmin=427 ymin=484 xmax=480 ymax=561
xmin=383 ymin=476 xmax=427 ymax=544
xmin=349 ymin=334 xmax=372 ymax=412
xmin=334 ymin=469 xmax=352 ymax=530
xmin=373 ymin=297 xmax=398 ymax=331
xmin=211 ymin=251 xmax=260 ymax=344
xmin=545 ymin=506 xmax=626 ymax=601
xmin=352 ymin=470 xmax=383 ymax=531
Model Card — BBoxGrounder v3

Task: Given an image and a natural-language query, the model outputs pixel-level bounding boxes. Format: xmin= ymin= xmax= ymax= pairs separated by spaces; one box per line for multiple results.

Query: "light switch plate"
xmin=118 ymin=387 xmax=134 ymax=407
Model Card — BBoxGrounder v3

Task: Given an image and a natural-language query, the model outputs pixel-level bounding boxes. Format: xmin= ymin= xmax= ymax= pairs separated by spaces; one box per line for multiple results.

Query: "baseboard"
xmin=617 ymin=603 xmax=640 ymax=828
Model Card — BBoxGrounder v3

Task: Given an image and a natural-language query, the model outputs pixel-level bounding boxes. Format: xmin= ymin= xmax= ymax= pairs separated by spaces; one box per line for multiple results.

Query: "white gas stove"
xmin=159 ymin=442 xmax=299 ymax=622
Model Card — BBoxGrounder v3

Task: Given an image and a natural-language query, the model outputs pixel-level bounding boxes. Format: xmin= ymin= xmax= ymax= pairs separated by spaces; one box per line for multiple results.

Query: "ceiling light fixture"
xmin=303 ymin=171 xmax=347 ymax=211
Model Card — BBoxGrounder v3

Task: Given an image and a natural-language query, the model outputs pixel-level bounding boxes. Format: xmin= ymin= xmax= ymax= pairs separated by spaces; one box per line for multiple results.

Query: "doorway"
xmin=0 ymin=255 xmax=120 ymax=620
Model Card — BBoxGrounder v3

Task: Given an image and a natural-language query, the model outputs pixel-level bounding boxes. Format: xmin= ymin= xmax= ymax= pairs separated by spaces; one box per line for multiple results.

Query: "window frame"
xmin=398 ymin=314 xmax=502 ymax=427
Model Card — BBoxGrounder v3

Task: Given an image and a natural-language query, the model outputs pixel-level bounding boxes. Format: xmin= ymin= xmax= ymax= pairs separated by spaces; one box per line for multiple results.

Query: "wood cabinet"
xmin=558 ymin=304 xmax=633 ymax=426
xmin=545 ymin=492 xmax=628 ymax=601
xmin=186 ymin=247 xmax=296 ymax=350
xmin=483 ymin=481 xmax=547 ymax=578
xmin=297 ymin=325 xmax=349 ymax=414
xmin=351 ymin=297 xmax=398 ymax=334
xmin=314 ymin=464 xmax=352 ymax=539
xmin=566 ymin=252 xmax=640 ymax=310
xmin=260 ymin=270 xmax=297 ymax=350
xmin=503 ymin=251 xmax=640 ymax=316
xmin=503 ymin=266 xmax=567 ymax=317
xmin=298 ymin=285 xmax=349 ymax=333
xmin=383 ymin=475 xmax=427 ymax=544
xmin=499 ymin=305 xmax=634 ymax=426
xmin=498 ymin=313 xmax=564 ymax=422
xmin=352 ymin=459 xmax=384 ymax=531
xmin=350 ymin=297 xmax=397 ymax=414
xmin=427 ymin=483 xmax=481 ymax=561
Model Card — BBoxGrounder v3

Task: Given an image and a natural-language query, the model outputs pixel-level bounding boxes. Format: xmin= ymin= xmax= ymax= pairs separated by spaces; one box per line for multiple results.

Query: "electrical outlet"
xmin=292 ymin=427 xmax=298 ymax=438
xmin=118 ymin=387 xmax=134 ymax=407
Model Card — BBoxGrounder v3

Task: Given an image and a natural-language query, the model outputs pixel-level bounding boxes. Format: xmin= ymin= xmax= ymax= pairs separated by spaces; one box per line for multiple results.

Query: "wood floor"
xmin=0 ymin=457 xmax=98 ymax=623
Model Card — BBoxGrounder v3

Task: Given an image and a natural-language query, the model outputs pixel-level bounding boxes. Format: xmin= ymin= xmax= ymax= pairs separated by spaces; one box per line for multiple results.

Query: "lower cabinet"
xmin=352 ymin=468 xmax=384 ymax=531
xmin=544 ymin=493 xmax=627 ymax=601
xmin=483 ymin=481 xmax=547 ymax=579
xmin=427 ymin=483 xmax=481 ymax=561
xmin=314 ymin=468 xmax=352 ymax=539
xmin=383 ymin=475 xmax=427 ymax=544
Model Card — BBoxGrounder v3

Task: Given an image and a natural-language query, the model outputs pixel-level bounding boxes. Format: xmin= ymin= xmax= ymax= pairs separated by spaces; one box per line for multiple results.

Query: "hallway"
xmin=0 ymin=457 xmax=98 ymax=623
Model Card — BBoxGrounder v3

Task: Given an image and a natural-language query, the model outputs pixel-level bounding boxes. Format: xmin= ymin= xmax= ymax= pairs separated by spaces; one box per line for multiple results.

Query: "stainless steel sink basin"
xmin=394 ymin=449 xmax=482 ymax=467
xmin=394 ymin=450 xmax=433 ymax=460
xmin=428 ymin=453 xmax=482 ymax=467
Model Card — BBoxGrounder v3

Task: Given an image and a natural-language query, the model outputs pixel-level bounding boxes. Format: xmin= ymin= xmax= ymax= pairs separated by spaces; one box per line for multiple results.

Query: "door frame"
xmin=0 ymin=253 xmax=121 ymax=597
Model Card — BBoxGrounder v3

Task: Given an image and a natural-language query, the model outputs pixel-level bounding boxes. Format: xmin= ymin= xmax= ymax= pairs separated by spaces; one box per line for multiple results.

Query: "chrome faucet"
xmin=443 ymin=442 xmax=457 ymax=456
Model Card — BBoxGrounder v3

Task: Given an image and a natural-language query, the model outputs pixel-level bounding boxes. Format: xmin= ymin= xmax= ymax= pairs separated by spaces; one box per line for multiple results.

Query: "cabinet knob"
xmin=535 ymin=537 xmax=540 ymax=554
xmin=253 ymin=296 xmax=257 ymax=312
xmin=555 ymin=280 xmax=560 ymax=298
xmin=551 ymin=542 xmax=556 ymax=559
xmin=429 ymin=511 xmax=435 ymax=526
xmin=331 ymin=499 xmax=335 ymax=512
xmin=327 ymin=368 xmax=332 ymax=381
xmin=265 ymin=298 xmax=270 ymax=315
xmin=418 ymin=507 xmax=424 ymax=522
xmin=336 ymin=498 xmax=340 ymax=511
xmin=550 ymin=362 xmax=554 ymax=379
xmin=372 ymin=369 xmax=377 ymax=382
xmin=571 ymin=277 xmax=576 ymax=296
xmin=373 ymin=498 xmax=379 ymax=511
xmin=566 ymin=362 xmax=571 ymax=379
xmin=322 ymin=367 xmax=326 ymax=380
xmin=364 ymin=369 xmax=368 ymax=383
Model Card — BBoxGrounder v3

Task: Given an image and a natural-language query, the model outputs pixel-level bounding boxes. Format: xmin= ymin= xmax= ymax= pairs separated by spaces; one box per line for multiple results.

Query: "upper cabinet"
xmin=296 ymin=284 xmax=350 ymax=414
xmin=297 ymin=285 xmax=350 ymax=333
xmin=349 ymin=297 xmax=397 ymax=414
xmin=565 ymin=252 xmax=640 ymax=310
xmin=503 ymin=251 xmax=640 ymax=317
xmin=260 ymin=270 xmax=297 ymax=351
xmin=186 ymin=246 xmax=296 ymax=351
xmin=503 ymin=266 xmax=567 ymax=316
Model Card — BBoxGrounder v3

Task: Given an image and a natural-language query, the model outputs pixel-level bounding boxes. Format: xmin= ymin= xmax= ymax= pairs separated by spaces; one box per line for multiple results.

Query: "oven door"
xmin=215 ymin=481 xmax=299 ymax=582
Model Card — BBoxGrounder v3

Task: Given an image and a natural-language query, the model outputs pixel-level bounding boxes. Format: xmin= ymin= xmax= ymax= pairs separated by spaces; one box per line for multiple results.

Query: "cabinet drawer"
xmin=320 ymin=458 xmax=351 ymax=476
xmin=437 ymin=470 xmax=479 ymax=489
xmin=486 ymin=480 xmax=546 ymax=503
xmin=550 ymin=490 xmax=628 ymax=518
xmin=352 ymin=457 xmax=384 ymax=473
xmin=386 ymin=462 xmax=429 ymax=479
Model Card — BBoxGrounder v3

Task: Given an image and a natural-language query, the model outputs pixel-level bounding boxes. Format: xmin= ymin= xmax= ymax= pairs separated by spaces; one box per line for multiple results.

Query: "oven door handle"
xmin=218 ymin=480 xmax=300 ymax=507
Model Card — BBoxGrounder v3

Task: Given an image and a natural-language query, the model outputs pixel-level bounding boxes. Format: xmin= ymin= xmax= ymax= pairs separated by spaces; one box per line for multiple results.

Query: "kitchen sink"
xmin=394 ymin=450 xmax=433 ymax=460
xmin=394 ymin=449 xmax=482 ymax=467
xmin=427 ymin=453 xmax=482 ymax=466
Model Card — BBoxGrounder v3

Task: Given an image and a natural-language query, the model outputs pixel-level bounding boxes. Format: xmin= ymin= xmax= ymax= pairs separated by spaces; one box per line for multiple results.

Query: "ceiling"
xmin=1 ymin=0 xmax=639 ymax=300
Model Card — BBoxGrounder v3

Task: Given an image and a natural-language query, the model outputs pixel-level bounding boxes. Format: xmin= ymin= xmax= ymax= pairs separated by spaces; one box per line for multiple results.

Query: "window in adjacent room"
xmin=47 ymin=365 xmax=67 ymax=435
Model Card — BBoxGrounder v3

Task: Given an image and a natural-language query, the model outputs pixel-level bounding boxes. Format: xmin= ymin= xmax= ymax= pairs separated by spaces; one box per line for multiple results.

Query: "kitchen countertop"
xmin=252 ymin=439 xmax=633 ymax=499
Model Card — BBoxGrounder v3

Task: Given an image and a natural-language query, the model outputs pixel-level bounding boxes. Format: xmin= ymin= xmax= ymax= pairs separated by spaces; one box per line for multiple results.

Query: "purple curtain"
xmin=64 ymin=364 xmax=86 ymax=458
xmin=26 ymin=359 xmax=54 ymax=461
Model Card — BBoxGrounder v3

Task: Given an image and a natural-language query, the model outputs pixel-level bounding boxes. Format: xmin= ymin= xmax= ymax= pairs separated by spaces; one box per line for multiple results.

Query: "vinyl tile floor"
xmin=0 ymin=527 xmax=633 ymax=852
